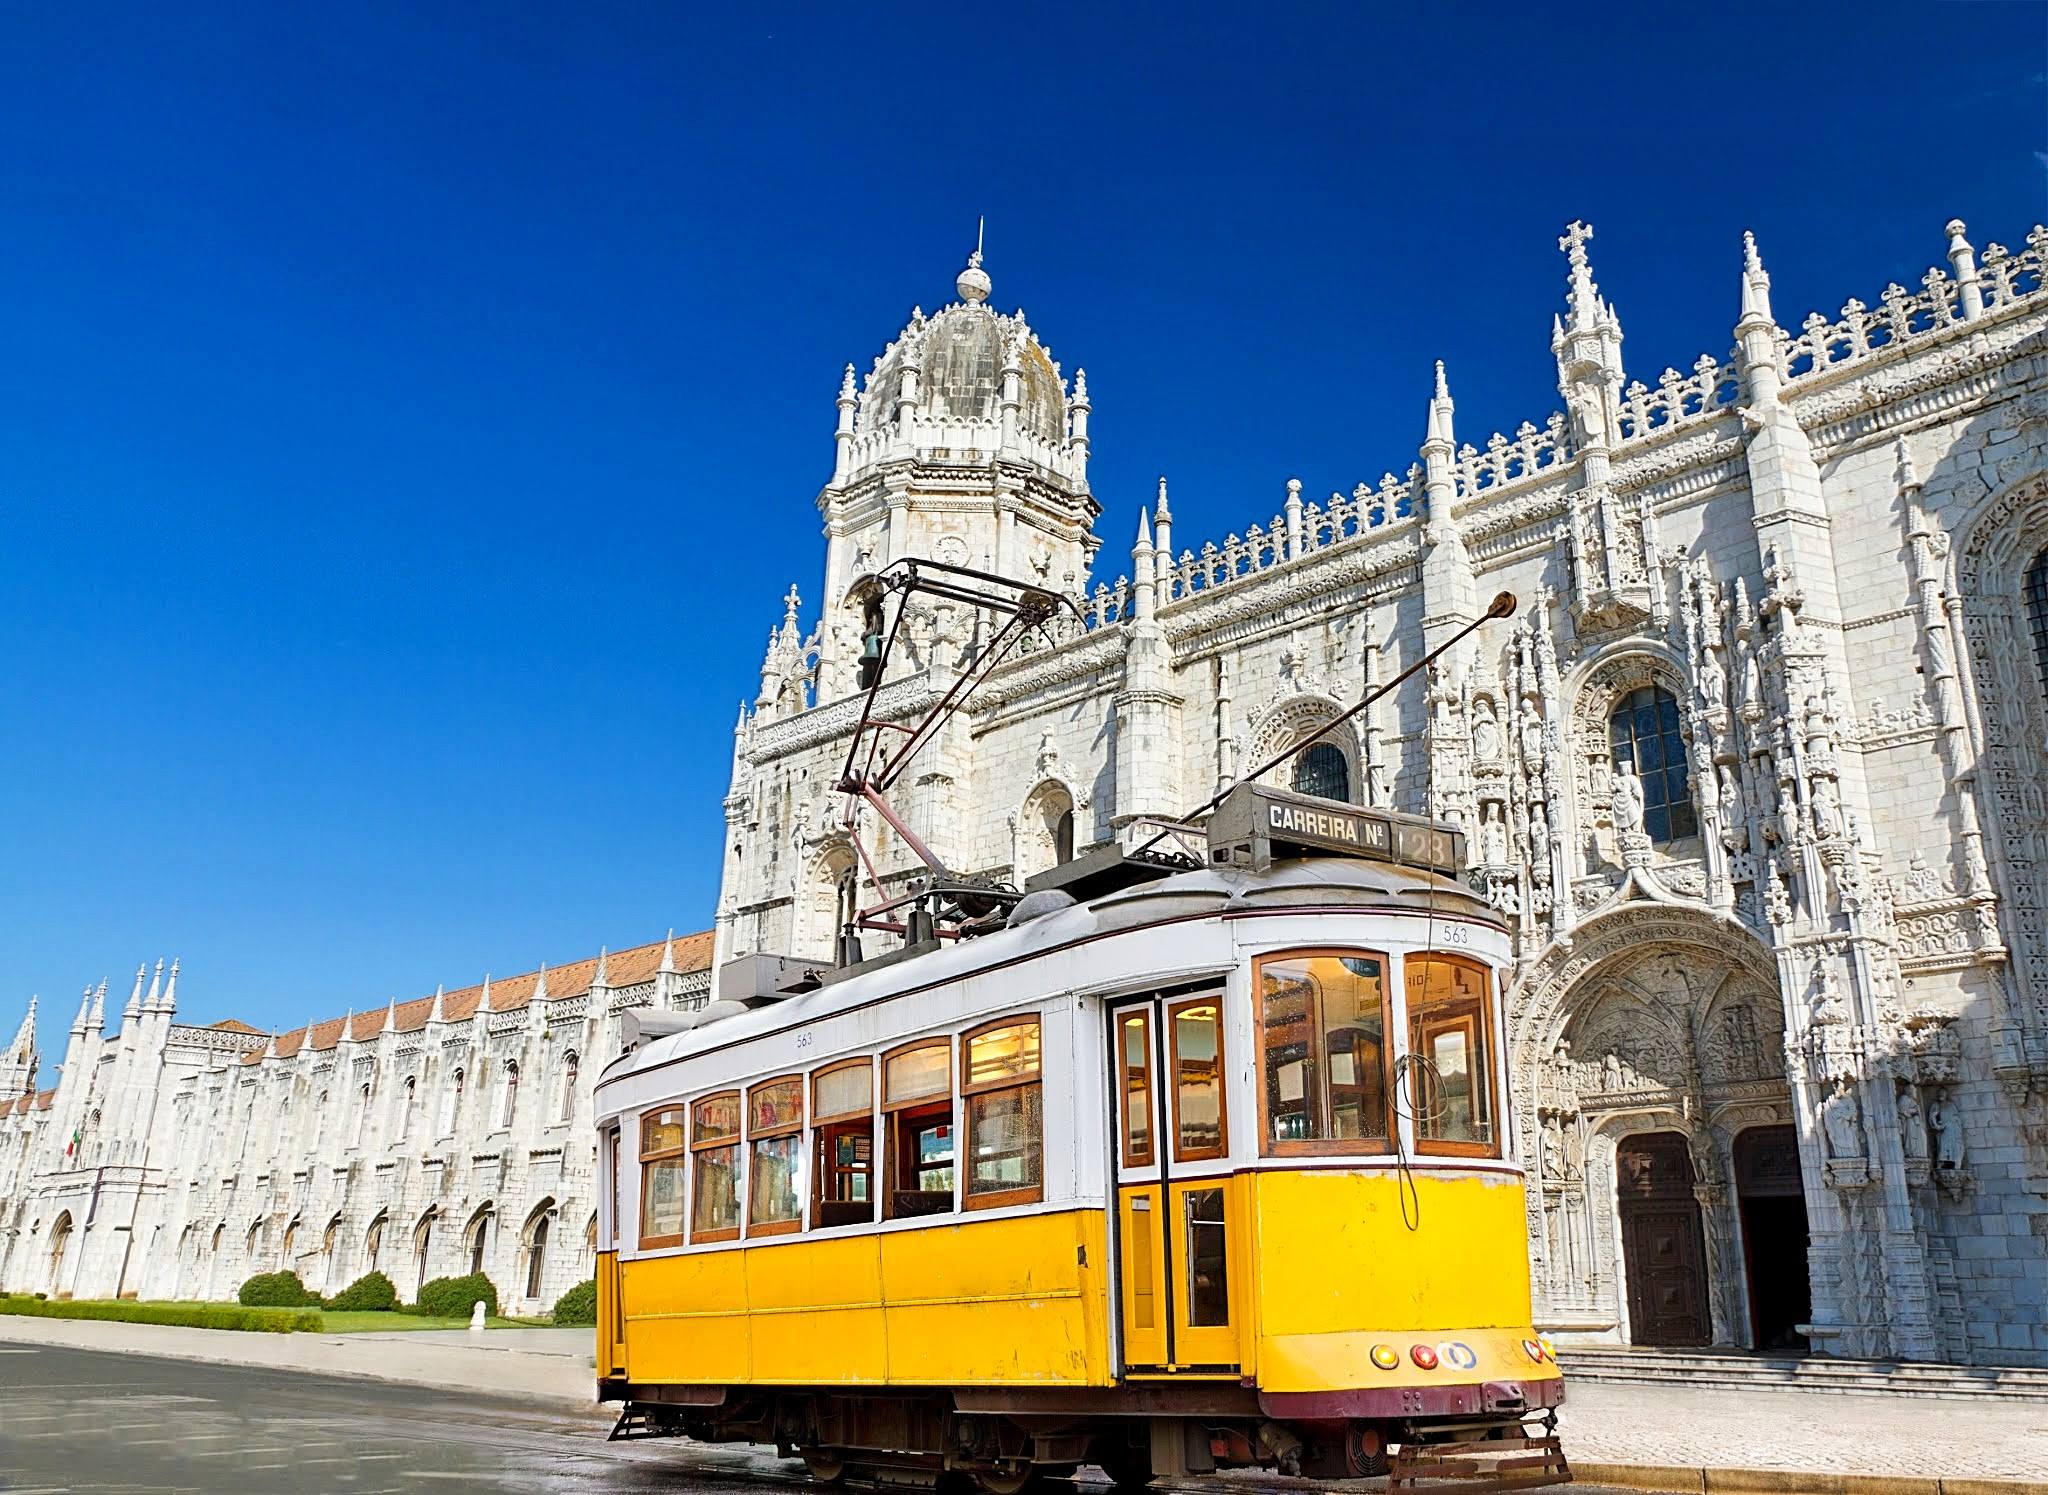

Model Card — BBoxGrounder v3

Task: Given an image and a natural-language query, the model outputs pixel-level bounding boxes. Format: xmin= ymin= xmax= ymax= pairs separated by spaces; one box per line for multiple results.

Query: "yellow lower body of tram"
xmin=598 ymin=1167 xmax=1564 ymax=1489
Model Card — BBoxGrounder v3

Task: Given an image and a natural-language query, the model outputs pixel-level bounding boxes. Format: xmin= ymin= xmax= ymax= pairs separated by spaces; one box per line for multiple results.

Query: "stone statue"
xmin=1896 ymin=1088 xmax=1929 ymax=1161
xmin=1612 ymin=756 xmax=1646 ymax=833
xmin=1905 ymin=851 xmax=1943 ymax=902
xmin=1602 ymin=1052 xmax=1623 ymax=1092
xmin=1929 ymin=1097 xmax=1967 ymax=1173
xmin=1821 ymin=1077 xmax=1865 ymax=1161
xmin=1541 ymin=1114 xmax=1566 ymax=1180
xmin=1481 ymin=803 xmax=1508 ymax=866
xmin=1697 ymin=646 xmax=1727 ymax=711
xmin=1808 ymin=959 xmax=1848 ymax=1025
xmin=1717 ymin=765 xmax=1747 ymax=851
xmin=1519 ymin=699 xmax=1545 ymax=771
xmin=1810 ymin=776 xmax=1840 ymax=839
xmin=1472 ymin=699 xmax=1503 ymax=764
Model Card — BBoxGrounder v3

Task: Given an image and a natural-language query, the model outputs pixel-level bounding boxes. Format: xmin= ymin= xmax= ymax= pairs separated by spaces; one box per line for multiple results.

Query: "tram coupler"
xmin=1387 ymin=1411 xmax=1570 ymax=1490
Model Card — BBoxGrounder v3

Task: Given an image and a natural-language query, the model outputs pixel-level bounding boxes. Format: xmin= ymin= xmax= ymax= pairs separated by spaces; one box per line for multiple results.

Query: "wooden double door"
xmin=1617 ymin=1132 xmax=1711 ymax=1347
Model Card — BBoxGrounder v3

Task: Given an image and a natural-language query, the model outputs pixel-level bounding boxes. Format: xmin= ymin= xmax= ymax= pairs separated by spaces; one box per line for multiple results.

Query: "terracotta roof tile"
xmin=237 ymin=932 xmax=710 ymax=1065
xmin=208 ymin=1019 xmax=261 ymax=1034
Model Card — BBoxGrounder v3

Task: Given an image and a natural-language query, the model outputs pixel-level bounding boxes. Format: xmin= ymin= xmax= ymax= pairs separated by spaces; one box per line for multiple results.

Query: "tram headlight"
xmin=1409 ymin=1343 xmax=1439 ymax=1370
xmin=1369 ymin=1344 xmax=1400 ymax=1371
xmin=1539 ymin=1333 xmax=1557 ymax=1360
xmin=1521 ymin=1338 xmax=1547 ymax=1363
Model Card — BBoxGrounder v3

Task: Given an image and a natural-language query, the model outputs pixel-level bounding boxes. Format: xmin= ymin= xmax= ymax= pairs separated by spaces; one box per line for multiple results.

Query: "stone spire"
xmin=1153 ymin=476 xmax=1174 ymax=587
xmin=9 ymin=995 xmax=36 ymax=1058
xmin=593 ymin=947 xmax=610 ymax=987
xmin=532 ymin=962 xmax=548 ymax=1004
xmin=339 ymin=1007 xmax=356 ymax=1048
xmin=956 ymin=219 xmax=991 ymax=304
xmin=160 ymin=958 xmax=178 ymax=1018
xmin=70 ymin=986 xmax=92 ymax=1039
xmin=86 ymin=979 xmax=106 ymax=1036
xmin=1738 ymin=230 xmax=1775 ymax=330
xmin=1419 ymin=361 xmax=1479 ymax=656
xmin=428 ymin=983 xmax=447 ymax=1024
xmin=128 ymin=963 xmax=150 ymax=1020
xmin=479 ymin=973 xmax=494 ymax=1013
xmin=382 ymin=994 xmax=398 ymax=1034
xmin=659 ymin=929 xmax=677 ymax=974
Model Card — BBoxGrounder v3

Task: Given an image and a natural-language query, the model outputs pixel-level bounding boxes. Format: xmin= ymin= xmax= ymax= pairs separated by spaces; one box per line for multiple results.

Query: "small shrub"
xmin=238 ymin=1271 xmax=315 ymax=1308
xmin=326 ymin=1271 xmax=397 ymax=1313
xmin=551 ymin=1279 xmax=597 ymax=1327
xmin=416 ymin=1271 xmax=499 ymax=1320
xmin=0 ymin=1295 xmax=319 ymax=1333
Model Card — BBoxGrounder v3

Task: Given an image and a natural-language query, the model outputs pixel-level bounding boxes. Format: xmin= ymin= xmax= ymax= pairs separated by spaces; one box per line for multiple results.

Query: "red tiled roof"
xmin=208 ymin=1019 xmax=261 ymax=1034
xmin=240 ymin=931 xmax=713 ymax=1065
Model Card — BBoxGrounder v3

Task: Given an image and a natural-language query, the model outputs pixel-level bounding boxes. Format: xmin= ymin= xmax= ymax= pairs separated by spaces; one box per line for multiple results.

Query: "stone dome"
xmin=856 ymin=292 xmax=1068 ymax=443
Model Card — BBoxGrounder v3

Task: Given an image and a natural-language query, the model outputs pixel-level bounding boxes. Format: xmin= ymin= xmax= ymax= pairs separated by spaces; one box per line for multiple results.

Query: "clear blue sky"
xmin=2 ymin=3 xmax=2042 ymax=1055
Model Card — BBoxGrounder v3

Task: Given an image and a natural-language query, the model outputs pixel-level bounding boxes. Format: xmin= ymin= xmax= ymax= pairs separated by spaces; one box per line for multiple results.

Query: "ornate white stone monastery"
xmin=0 ymin=934 xmax=712 ymax=1311
xmin=714 ymin=220 xmax=2048 ymax=1365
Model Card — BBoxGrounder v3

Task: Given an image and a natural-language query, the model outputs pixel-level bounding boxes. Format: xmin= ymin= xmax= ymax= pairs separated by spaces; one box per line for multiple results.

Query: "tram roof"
xmin=600 ymin=854 xmax=1496 ymax=1088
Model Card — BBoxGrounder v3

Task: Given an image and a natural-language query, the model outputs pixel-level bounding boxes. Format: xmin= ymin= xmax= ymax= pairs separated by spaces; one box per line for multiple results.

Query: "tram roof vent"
xmin=717 ymin=952 xmax=824 ymax=1004
xmin=1019 ymin=841 xmax=1189 ymax=906
xmin=1205 ymin=782 xmax=1468 ymax=876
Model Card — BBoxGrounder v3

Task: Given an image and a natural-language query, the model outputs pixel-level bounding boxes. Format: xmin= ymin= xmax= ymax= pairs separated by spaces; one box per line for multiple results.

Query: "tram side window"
xmin=1119 ymin=1011 xmax=1152 ymax=1167
xmin=1256 ymin=950 xmax=1392 ymax=1155
xmin=690 ymin=1091 xmax=741 ymax=1243
xmin=962 ymin=1016 xmax=1044 ymax=1208
xmin=639 ymin=1107 xmax=686 ymax=1250
xmin=812 ymin=1060 xmax=875 ymax=1229
xmin=1405 ymin=954 xmax=1498 ymax=1156
xmin=747 ymin=1077 xmax=804 ymax=1236
xmin=884 ymin=1039 xmax=954 ymax=1219
xmin=1169 ymin=998 xmax=1226 ymax=1161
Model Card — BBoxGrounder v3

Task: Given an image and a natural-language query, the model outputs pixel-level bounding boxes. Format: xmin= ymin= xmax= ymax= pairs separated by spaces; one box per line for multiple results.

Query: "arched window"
xmin=247 ymin=1219 xmax=263 ymax=1260
xmin=441 ymin=1068 xmax=464 ymax=1136
xmin=525 ymin=1215 xmax=549 ymax=1300
xmin=1609 ymin=684 xmax=1697 ymax=842
xmin=210 ymin=1223 xmax=225 ymax=1256
xmin=1292 ymin=741 xmax=1352 ymax=803
xmin=353 ymin=1082 xmax=372 ymax=1148
xmin=48 ymin=1212 xmax=72 ymax=1293
xmin=2025 ymin=546 xmax=2048 ymax=706
xmin=413 ymin=1210 xmax=436 ymax=1294
xmin=559 ymin=1054 xmax=579 ymax=1124
xmin=281 ymin=1217 xmax=300 ymax=1263
xmin=1054 ymin=808 xmax=1075 ymax=864
xmin=466 ymin=1205 xmax=493 ymax=1277
xmin=365 ymin=1212 xmax=386 ymax=1266
xmin=398 ymin=1076 xmax=416 ymax=1141
xmin=499 ymin=1061 xmax=519 ymax=1128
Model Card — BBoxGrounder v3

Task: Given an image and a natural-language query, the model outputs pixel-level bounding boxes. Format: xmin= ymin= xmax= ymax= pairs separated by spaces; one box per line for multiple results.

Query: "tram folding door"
xmin=1109 ymin=992 xmax=1239 ymax=1375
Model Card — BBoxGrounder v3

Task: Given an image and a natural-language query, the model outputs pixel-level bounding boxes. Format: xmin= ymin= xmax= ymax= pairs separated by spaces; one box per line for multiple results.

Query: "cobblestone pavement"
xmin=1557 ymin=1377 xmax=2048 ymax=1480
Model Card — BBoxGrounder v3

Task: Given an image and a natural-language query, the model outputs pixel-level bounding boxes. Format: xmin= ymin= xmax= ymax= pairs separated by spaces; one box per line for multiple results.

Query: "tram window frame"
xmin=637 ymin=1106 xmax=687 ymax=1251
xmin=882 ymin=1038 xmax=956 ymax=1220
xmin=1403 ymin=953 xmax=1501 ymax=1159
xmin=960 ymin=1014 xmax=1045 ymax=1210
xmin=1253 ymin=947 xmax=1396 ymax=1158
xmin=1118 ymin=1009 xmax=1154 ymax=1168
xmin=1166 ymin=997 xmax=1228 ymax=1163
xmin=745 ymin=1076 xmax=805 ymax=1237
xmin=811 ymin=1058 xmax=876 ymax=1230
xmin=689 ymin=1090 xmax=742 ymax=1245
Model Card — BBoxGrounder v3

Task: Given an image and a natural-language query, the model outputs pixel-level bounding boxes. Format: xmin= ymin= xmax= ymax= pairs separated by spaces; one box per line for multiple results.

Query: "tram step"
xmin=1556 ymin=1347 xmax=2048 ymax=1402
xmin=607 ymin=1405 xmax=678 ymax=1441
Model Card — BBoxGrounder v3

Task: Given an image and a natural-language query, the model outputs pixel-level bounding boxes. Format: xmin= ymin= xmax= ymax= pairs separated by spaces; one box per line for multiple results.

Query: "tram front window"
xmin=1257 ymin=951 xmax=1391 ymax=1154
xmin=1406 ymin=954 xmax=1498 ymax=1155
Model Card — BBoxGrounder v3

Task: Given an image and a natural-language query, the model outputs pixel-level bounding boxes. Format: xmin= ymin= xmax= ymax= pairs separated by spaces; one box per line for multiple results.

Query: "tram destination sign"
xmin=1206 ymin=782 xmax=1465 ymax=877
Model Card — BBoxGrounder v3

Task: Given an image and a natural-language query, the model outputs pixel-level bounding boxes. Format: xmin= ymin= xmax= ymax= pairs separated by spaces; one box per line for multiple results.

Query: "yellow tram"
xmin=593 ymin=782 xmax=1568 ymax=1491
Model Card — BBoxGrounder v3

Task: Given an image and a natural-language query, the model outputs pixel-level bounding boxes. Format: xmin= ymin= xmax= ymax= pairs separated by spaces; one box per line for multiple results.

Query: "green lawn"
xmin=0 ymin=1297 xmax=549 ymax=1334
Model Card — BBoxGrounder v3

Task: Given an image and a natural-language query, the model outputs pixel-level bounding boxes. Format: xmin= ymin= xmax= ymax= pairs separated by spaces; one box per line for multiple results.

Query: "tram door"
xmin=1109 ymin=992 xmax=1238 ymax=1374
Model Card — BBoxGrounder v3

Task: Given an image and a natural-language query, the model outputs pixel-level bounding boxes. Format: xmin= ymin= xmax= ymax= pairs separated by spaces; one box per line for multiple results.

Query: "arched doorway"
xmin=1617 ymin=1133 xmax=1711 ymax=1346
xmin=1734 ymin=1125 xmax=1811 ymax=1350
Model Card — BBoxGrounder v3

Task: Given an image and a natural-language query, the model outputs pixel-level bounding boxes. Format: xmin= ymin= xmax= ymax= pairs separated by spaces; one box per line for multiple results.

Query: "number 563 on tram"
xmin=592 ymin=783 xmax=1568 ymax=1492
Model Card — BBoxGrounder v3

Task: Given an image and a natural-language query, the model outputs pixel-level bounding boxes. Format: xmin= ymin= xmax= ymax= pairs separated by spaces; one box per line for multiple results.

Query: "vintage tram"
xmin=592 ymin=781 xmax=1567 ymax=1491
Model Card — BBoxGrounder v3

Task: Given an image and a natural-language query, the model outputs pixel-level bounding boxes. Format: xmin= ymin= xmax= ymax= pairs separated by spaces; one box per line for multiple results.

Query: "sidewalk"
xmin=0 ymin=1314 xmax=597 ymax=1408
xmin=2 ymin=1315 xmax=2043 ymax=1490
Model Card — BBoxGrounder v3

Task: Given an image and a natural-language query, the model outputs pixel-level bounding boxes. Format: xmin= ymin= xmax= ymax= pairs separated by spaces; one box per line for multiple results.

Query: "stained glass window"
xmin=1609 ymin=685 xmax=1697 ymax=843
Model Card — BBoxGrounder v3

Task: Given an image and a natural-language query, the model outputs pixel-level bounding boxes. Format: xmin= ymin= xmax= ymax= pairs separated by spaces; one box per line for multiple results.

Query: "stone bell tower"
xmin=809 ymin=241 xmax=1101 ymax=703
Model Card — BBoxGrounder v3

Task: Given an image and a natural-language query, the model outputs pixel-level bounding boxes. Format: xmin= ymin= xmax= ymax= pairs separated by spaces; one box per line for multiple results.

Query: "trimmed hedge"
xmin=238 ymin=1270 xmax=317 ymax=1307
xmin=551 ymin=1279 xmax=597 ymax=1327
xmin=415 ymin=1272 xmax=499 ymax=1320
xmin=0 ymin=1295 xmax=319 ymax=1333
xmin=326 ymin=1271 xmax=397 ymax=1313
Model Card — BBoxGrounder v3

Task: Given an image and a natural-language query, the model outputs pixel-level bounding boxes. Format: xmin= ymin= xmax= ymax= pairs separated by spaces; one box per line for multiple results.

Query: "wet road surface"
xmin=0 ymin=1343 xmax=1626 ymax=1494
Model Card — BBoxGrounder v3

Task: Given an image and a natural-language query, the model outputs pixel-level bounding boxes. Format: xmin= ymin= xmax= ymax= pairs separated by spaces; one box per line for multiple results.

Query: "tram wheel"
xmin=802 ymin=1449 xmax=848 ymax=1486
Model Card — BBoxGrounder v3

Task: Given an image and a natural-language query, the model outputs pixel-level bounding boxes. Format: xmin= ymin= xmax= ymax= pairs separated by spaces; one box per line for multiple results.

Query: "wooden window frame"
xmin=1118 ymin=1009 xmax=1155 ymax=1169
xmin=1166 ymin=996 xmax=1228 ymax=1163
xmin=881 ymin=1037 xmax=955 ymax=1220
xmin=745 ymin=1075 xmax=805 ymax=1238
xmin=811 ymin=1058 xmax=876 ymax=1230
xmin=959 ymin=1015 xmax=1045 ymax=1211
xmin=637 ymin=1104 xmax=688 ymax=1250
xmin=1253 ymin=947 xmax=1397 ymax=1159
xmin=689 ymin=1090 xmax=742 ymax=1245
xmin=1402 ymin=952 xmax=1502 ymax=1160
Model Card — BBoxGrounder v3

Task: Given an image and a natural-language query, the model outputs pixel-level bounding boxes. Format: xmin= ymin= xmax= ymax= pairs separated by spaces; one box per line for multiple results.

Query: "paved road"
xmin=0 ymin=1342 xmax=1628 ymax=1495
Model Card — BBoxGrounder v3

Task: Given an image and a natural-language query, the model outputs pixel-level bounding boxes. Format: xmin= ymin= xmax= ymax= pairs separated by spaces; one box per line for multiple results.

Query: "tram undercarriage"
xmin=604 ymin=1384 xmax=1570 ymax=1491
